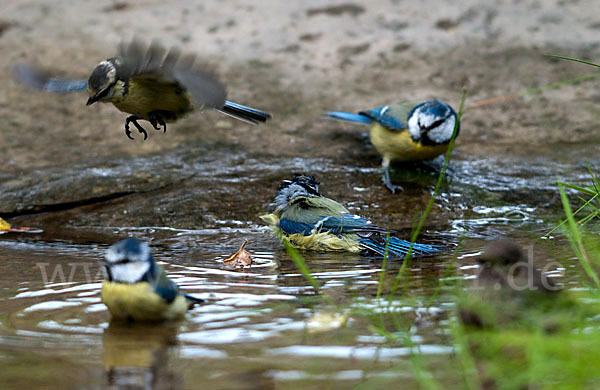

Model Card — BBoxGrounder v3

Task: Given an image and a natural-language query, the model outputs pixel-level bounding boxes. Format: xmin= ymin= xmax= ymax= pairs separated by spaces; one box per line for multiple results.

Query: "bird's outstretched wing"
xmin=117 ymin=39 xmax=227 ymax=109
xmin=14 ymin=63 xmax=88 ymax=92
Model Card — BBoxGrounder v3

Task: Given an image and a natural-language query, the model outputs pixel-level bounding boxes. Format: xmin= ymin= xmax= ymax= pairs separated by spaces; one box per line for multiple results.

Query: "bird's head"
xmin=407 ymin=100 xmax=459 ymax=146
xmin=479 ymin=238 xmax=525 ymax=267
xmin=86 ymin=58 xmax=122 ymax=105
xmin=103 ymin=238 xmax=156 ymax=284
xmin=275 ymin=174 xmax=320 ymax=207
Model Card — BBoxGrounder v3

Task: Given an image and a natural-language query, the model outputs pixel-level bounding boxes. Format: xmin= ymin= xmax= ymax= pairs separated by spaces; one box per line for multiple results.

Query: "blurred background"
xmin=1 ymin=1 xmax=600 ymax=389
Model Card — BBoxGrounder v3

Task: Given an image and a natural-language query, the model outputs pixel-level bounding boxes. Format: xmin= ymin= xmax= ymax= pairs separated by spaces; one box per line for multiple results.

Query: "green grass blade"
xmin=386 ymin=90 xmax=467 ymax=305
xmin=283 ymin=241 xmax=321 ymax=293
xmin=545 ymin=54 xmax=600 ymax=68
xmin=558 ymin=182 xmax=600 ymax=289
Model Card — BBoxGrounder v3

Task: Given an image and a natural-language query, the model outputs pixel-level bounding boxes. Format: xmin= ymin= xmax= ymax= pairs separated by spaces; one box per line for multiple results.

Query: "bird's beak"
xmin=86 ymin=96 xmax=98 ymax=106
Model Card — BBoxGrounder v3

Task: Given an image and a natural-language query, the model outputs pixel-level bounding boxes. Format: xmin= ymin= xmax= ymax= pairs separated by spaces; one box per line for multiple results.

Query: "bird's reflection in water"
xmin=103 ymin=321 xmax=181 ymax=390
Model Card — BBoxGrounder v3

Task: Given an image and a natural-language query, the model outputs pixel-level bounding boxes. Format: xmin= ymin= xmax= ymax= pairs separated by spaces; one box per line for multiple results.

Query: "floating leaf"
xmin=223 ymin=239 xmax=252 ymax=267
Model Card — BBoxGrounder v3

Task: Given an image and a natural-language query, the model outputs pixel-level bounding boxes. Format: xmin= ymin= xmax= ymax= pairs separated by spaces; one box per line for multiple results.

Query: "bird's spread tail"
xmin=217 ymin=100 xmax=272 ymax=125
xmin=324 ymin=111 xmax=373 ymax=125
xmin=359 ymin=236 xmax=439 ymax=258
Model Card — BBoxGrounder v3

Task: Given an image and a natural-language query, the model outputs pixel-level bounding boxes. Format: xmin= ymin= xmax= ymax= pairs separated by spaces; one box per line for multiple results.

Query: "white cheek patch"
xmin=105 ymin=243 xmax=151 ymax=264
xmin=427 ymin=116 xmax=456 ymax=144
xmin=105 ymin=247 xmax=121 ymax=263
xmin=407 ymin=109 xmax=421 ymax=141
xmin=110 ymin=262 xmax=151 ymax=284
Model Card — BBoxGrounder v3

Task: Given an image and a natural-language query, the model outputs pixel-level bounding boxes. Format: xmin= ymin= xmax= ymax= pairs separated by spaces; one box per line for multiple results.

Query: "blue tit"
xmin=325 ymin=100 xmax=459 ymax=193
xmin=260 ymin=175 xmax=439 ymax=258
xmin=14 ymin=39 xmax=271 ymax=140
xmin=101 ymin=238 xmax=203 ymax=322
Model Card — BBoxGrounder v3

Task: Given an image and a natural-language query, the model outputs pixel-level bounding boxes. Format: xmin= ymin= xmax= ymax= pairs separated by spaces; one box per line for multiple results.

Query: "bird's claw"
xmin=125 ymin=127 xmax=134 ymax=140
xmin=149 ymin=111 xmax=167 ymax=133
xmin=124 ymin=116 xmax=148 ymax=140
xmin=385 ymin=183 xmax=404 ymax=194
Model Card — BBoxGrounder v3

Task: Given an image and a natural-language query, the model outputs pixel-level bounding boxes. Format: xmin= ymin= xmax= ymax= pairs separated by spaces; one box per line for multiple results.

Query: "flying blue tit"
xmin=14 ymin=40 xmax=271 ymax=140
xmin=325 ymin=100 xmax=459 ymax=193
xmin=260 ymin=175 xmax=439 ymax=258
xmin=101 ymin=238 xmax=203 ymax=322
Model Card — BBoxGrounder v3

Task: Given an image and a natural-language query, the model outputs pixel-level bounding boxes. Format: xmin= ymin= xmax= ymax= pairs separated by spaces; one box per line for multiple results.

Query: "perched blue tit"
xmin=101 ymin=238 xmax=203 ymax=322
xmin=325 ymin=100 xmax=459 ymax=192
xmin=14 ymin=40 xmax=271 ymax=140
xmin=260 ymin=175 xmax=439 ymax=258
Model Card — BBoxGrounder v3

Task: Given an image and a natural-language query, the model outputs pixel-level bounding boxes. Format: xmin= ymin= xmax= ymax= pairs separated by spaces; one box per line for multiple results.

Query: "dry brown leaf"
xmin=223 ymin=239 xmax=253 ymax=267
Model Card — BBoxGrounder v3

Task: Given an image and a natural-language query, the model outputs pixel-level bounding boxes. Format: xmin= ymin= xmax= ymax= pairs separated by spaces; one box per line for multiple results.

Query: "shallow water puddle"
xmin=0 ymin=152 xmax=597 ymax=388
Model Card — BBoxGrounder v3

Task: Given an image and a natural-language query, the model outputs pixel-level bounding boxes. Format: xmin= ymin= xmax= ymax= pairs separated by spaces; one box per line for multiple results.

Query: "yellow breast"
xmin=101 ymin=281 xmax=188 ymax=322
xmin=369 ymin=123 xmax=449 ymax=162
xmin=110 ymin=79 xmax=194 ymax=121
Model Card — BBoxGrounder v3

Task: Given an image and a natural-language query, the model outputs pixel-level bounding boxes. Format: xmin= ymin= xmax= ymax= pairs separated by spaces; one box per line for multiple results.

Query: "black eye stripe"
xmin=420 ymin=118 xmax=446 ymax=130
xmin=114 ymin=258 xmax=130 ymax=265
xmin=94 ymin=82 xmax=116 ymax=99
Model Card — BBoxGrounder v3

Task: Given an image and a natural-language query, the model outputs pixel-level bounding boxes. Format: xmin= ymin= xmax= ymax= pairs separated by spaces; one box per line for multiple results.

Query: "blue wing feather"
xmin=324 ymin=111 xmax=373 ymax=125
xmin=154 ymin=279 xmax=179 ymax=303
xmin=281 ymin=213 xmax=383 ymax=236
xmin=359 ymin=106 xmax=406 ymax=131
xmin=280 ymin=219 xmax=314 ymax=235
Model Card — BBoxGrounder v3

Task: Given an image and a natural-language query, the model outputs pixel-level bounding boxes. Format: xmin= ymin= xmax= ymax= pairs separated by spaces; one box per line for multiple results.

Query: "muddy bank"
xmin=1 ymin=0 xmax=599 ymax=227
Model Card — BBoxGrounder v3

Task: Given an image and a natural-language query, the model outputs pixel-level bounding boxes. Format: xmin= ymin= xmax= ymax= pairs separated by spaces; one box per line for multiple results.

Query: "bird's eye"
xmin=94 ymin=86 xmax=112 ymax=100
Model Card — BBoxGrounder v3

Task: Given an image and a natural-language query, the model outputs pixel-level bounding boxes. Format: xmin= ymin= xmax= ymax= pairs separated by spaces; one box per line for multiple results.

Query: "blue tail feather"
xmin=324 ymin=111 xmax=373 ymax=125
xmin=183 ymin=292 xmax=205 ymax=305
xmin=219 ymin=100 xmax=271 ymax=124
xmin=359 ymin=236 xmax=440 ymax=258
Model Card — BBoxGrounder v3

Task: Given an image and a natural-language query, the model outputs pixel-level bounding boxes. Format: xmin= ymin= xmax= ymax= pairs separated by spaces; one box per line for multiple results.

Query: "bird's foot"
xmin=382 ymin=167 xmax=403 ymax=193
xmin=385 ymin=182 xmax=404 ymax=194
xmin=149 ymin=111 xmax=167 ymax=133
xmin=124 ymin=116 xmax=148 ymax=140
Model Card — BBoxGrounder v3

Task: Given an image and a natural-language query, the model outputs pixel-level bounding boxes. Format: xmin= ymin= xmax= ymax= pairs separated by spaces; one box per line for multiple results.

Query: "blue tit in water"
xmin=260 ymin=175 xmax=439 ymax=258
xmin=14 ymin=39 xmax=271 ymax=140
xmin=101 ymin=238 xmax=203 ymax=322
xmin=325 ymin=100 xmax=459 ymax=193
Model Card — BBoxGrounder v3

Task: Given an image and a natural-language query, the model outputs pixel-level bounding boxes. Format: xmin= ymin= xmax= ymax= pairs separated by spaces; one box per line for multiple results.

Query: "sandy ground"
xmin=1 ymin=0 xmax=599 ymax=204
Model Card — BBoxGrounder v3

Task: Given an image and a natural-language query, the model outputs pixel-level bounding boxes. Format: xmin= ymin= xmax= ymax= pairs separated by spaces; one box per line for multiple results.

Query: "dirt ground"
xmin=1 ymin=0 xmax=599 ymax=211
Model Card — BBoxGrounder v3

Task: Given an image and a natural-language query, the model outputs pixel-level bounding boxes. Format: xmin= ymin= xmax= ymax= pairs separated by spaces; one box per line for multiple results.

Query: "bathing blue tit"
xmin=260 ymin=175 xmax=439 ymax=258
xmin=14 ymin=40 xmax=271 ymax=140
xmin=325 ymin=100 xmax=459 ymax=193
xmin=101 ymin=238 xmax=203 ymax=322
